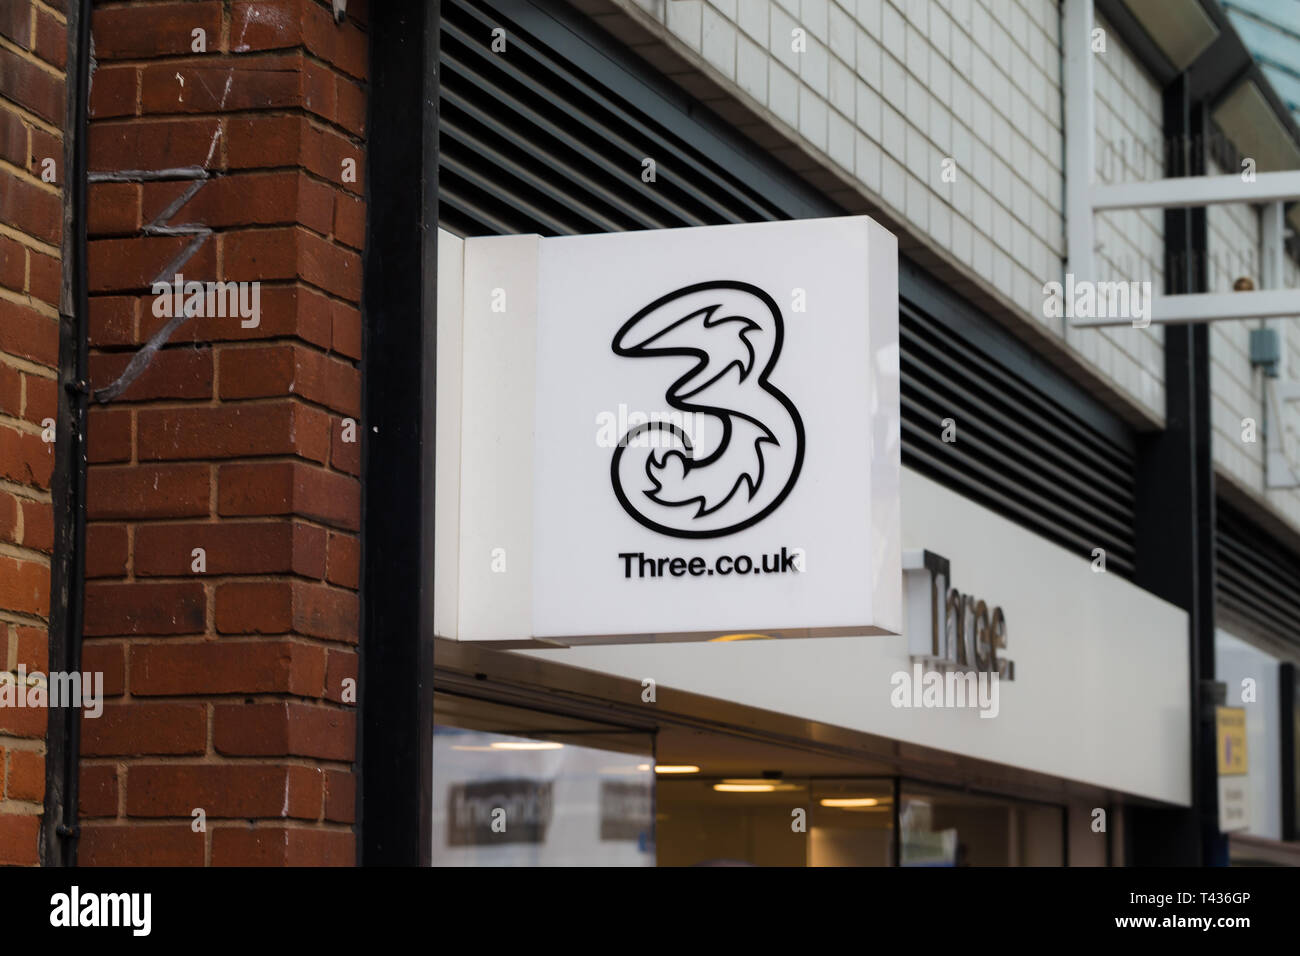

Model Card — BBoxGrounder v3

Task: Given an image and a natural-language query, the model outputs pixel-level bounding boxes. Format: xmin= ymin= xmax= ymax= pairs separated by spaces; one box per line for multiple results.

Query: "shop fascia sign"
xmin=902 ymin=549 xmax=1015 ymax=679
xmin=435 ymin=216 xmax=901 ymax=645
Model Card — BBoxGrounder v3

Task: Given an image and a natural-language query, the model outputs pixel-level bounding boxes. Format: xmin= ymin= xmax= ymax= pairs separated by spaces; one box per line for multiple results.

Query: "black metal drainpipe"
xmin=44 ymin=0 xmax=92 ymax=867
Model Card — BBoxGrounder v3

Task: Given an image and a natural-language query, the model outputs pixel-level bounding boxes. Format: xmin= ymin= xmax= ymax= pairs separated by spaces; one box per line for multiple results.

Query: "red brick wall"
xmin=0 ymin=0 xmax=65 ymax=867
xmin=79 ymin=0 xmax=367 ymax=865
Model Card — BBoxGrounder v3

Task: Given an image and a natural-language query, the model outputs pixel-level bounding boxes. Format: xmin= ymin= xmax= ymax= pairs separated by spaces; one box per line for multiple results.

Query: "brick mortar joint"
xmin=0 ymin=97 xmax=67 ymax=139
xmin=32 ymin=0 xmax=67 ymax=27
xmin=84 ymin=575 xmax=358 ymax=596
xmin=0 ymin=542 xmax=53 ymax=567
xmin=0 ymin=34 xmax=68 ymax=79
xmin=82 ymin=388 xmax=353 ymax=413
xmin=88 ymin=83 xmax=368 ymax=139
xmin=0 ymin=224 xmax=62 ymax=259
xmin=93 ymin=45 xmax=367 ymax=84
xmin=85 ymin=338 xmax=361 ymax=370
xmin=0 ymin=802 xmax=45 ymax=814
xmin=0 ymin=294 xmax=60 ymax=324
xmin=78 ymin=820 xmax=355 ymax=830
xmin=93 ymin=756 xmax=355 ymax=767
xmin=0 ymin=413 xmax=59 ymax=438
xmin=0 ymin=157 xmax=65 ymax=197
xmin=0 ymin=609 xmax=50 ymax=629
xmin=0 ymin=354 xmax=60 ymax=379
xmin=0 ymin=740 xmax=45 ymax=753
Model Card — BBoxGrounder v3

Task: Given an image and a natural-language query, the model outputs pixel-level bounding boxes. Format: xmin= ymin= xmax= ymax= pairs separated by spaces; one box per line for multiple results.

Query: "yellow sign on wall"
xmin=1216 ymin=706 xmax=1248 ymax=776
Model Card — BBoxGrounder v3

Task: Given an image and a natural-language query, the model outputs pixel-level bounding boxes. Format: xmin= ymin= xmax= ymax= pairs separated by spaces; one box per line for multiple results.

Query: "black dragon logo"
xmin=610 ymin=281 xmax=805 ymax=538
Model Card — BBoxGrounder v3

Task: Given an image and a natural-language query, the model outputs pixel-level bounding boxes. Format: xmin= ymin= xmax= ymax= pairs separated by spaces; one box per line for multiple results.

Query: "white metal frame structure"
xmin=1063 ymin=0 xmax=1300 ymax=329
xmin=1063 ymin=0 xmax=1300 ymax=487
xmin=1265 ymin=377 xmax=1300 ymax=487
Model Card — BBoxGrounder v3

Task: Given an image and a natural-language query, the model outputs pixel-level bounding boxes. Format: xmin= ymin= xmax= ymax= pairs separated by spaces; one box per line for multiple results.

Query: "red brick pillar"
xmin=0 ymin=0 xmax=65 ymax=866
xmin=79 ymin=0 xmax=367 ymax=865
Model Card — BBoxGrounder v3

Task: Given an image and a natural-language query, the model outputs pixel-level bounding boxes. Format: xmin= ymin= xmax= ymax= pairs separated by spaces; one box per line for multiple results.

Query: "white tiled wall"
xmin=626 ymin=0 xmax=1169 ymax=421
xmin=1066 ymin=15 xmax=1165 ymax=418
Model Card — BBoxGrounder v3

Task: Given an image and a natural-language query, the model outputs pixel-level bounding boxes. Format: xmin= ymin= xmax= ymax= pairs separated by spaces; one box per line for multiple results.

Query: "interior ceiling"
xmin=434 ymin=687 xmax=891 ymax=776
xmin=657 ymin=777 xmax=896 ymax=812
xmin=654 ymin=723 xmax=894 ymax=778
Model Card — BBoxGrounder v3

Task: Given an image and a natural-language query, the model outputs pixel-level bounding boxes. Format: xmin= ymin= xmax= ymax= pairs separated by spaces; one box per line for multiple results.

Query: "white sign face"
xmin=436 ymin=217 xmax=901 ymax=644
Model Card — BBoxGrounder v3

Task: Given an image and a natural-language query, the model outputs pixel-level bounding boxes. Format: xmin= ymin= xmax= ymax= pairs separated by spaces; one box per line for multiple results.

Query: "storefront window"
xmin=808 ymin=780 xmax=897 ymax=866
xmin=432 ymin=695 xmax=655 ymax=866
xmin=432 ymin=696 xmax=1074 ymax=866
xmin=656 ymin=777 xmax=894 ymax=866
xmin=1215 ymin=629 xmax=1284 ymax=842
xmin=900 ymin=783 xmax=1065 ymax=866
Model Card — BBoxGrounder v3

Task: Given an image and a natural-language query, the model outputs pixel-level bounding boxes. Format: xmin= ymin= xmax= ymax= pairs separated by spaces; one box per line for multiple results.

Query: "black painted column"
xmin=359 ymin=1 xmax=439 ymax=865
xmin=1130 ymin=74 xmax=1222 ymax=866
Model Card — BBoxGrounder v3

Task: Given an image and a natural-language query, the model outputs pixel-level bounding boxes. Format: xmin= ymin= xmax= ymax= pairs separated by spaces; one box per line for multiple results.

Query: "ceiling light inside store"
xmin=820 ymin=797 xmax=889 ymax=808
xmin=718 ymin=779 xmax=804 ymax=792
xmin=1124 ymin=0 xmax=1220 ymax=71
xmin=488 ymin=741 xmax=564 ymax=751
xmin=653 ymin=765 xmax=701 ymax=774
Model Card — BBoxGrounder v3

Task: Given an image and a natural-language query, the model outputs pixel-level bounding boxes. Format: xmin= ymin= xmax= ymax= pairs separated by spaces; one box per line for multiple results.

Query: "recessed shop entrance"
xmin=431 ymin=677 xmax=1068 ymax=867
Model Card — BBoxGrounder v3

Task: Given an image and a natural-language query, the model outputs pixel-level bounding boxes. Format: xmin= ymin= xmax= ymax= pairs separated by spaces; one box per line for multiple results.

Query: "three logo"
xmin=610 ymin=281 xmax=805 ymax=539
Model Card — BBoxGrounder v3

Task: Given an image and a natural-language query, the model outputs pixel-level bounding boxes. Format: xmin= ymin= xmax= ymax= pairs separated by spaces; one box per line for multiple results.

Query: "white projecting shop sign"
xmin=435 ymin=217 xmax=901 ymax=644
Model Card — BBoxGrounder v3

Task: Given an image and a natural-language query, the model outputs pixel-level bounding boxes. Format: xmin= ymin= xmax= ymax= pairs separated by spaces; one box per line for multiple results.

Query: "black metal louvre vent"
xmin=900 ymin=303 xmax=1137 ymax=576
xmin=439 ymin=0 xmax=1138 ymax=576
xmin=1217 ymin=502 xmax=1300 ymax=647
xmin=440 ymin=0 xmax=790 ymax=236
